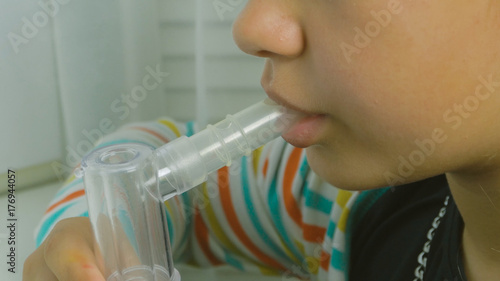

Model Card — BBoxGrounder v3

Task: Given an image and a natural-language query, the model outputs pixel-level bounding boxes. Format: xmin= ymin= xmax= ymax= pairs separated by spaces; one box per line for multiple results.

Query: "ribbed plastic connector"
xmin=155 ymin=98 xmax=303 ymax=200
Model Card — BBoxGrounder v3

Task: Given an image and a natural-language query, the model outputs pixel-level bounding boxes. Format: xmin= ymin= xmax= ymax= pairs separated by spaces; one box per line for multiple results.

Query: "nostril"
xmin=256 ymin=50 xmax=274 ymax=58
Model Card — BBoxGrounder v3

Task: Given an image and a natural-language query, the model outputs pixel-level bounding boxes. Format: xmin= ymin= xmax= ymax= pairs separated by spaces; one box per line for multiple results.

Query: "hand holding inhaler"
xmin=77 ymin=99 xmax=304 ymax=281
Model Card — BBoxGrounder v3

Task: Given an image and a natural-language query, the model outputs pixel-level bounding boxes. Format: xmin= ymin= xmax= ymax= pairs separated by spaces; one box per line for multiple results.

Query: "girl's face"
xmin=233 ymin=0 xmax=500 ymax=189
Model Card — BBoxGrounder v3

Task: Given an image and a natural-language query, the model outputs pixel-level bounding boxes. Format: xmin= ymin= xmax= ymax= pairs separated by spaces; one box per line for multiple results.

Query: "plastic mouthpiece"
xmin=155 ymin=98 xmax=303 ymax=201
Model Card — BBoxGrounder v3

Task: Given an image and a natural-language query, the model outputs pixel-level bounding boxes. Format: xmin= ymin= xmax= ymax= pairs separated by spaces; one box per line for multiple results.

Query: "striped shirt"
xmin=34 ymin=118 xmax=387 ymax=280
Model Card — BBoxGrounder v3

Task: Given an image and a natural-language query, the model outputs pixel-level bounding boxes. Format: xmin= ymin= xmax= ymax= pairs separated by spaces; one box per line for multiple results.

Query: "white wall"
xmin=1 ymin=0 xmax=265 ymax=186
xmin=0 ymin=0 xmax=64 ymax=173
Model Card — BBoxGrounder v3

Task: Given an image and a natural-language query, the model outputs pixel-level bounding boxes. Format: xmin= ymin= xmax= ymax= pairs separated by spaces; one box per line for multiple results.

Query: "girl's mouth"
xmin=281 ymin=114 xmax=328 ymax=148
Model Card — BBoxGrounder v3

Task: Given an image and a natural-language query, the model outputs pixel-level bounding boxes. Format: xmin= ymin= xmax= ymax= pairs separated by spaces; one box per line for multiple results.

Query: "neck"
xmin=446 ymin=169 xmax=500 ymax=281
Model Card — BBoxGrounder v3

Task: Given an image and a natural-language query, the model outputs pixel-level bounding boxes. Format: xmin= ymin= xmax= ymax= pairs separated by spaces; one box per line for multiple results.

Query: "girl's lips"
xmin=281 ymin=114 xmax=328 ymax=148
xmin=262 ymin=85 xmax=327 ymax=147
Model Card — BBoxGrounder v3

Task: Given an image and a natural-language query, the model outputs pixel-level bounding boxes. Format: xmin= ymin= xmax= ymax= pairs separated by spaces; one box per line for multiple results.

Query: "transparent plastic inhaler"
xmin=79 ymin=99 xmax=303 ymax=281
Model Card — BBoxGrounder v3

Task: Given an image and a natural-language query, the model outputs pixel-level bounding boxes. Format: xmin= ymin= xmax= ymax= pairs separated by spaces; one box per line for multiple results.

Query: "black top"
xmin=349 ymin=175 xmax=467 ymax=281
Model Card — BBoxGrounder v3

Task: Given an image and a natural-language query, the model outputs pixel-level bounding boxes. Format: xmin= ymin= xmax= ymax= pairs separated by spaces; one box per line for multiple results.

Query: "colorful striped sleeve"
xmin=189 ymin=137 xmax=369 ymax=281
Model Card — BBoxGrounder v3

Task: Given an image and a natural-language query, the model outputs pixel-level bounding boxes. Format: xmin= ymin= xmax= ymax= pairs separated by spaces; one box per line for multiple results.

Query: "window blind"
xmin=160 ymin=0 xmax=266 ymax=124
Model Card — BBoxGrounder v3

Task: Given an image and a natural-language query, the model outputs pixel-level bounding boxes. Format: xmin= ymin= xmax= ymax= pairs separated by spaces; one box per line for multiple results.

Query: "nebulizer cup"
xmin=79 ymin=98 xmax=303 ymax=281
xmin=81 ymin=143 xmax=180 ymax=281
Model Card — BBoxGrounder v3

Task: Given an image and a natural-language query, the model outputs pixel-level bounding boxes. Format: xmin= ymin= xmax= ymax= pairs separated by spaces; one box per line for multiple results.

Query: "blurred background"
xmin=0 ymin=0 xmax=270 ymax=279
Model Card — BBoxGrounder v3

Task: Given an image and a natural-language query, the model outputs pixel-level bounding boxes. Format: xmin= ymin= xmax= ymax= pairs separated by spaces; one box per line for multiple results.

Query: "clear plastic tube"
xmin=78 ymin=98 xmax=303 ymax=281
xmin=154 ymin=98 xmax=303 ymax=201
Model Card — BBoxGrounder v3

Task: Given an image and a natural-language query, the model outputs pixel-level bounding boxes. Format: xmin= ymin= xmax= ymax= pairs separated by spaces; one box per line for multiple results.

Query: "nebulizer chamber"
xmin=79 ymin=98 xmax=302 ymax=281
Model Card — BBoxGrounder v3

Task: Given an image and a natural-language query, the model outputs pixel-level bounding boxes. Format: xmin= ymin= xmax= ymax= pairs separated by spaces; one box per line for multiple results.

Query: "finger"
xmin=43 ymin=218 xmax=106 ymax=281
xmin=23 ymin=247 xmax=58 ymax=281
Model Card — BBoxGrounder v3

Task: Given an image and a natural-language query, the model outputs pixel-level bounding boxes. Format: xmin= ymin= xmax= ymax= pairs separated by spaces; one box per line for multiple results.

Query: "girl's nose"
xmin=232 ymin=1 xmax=304 ymax=59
